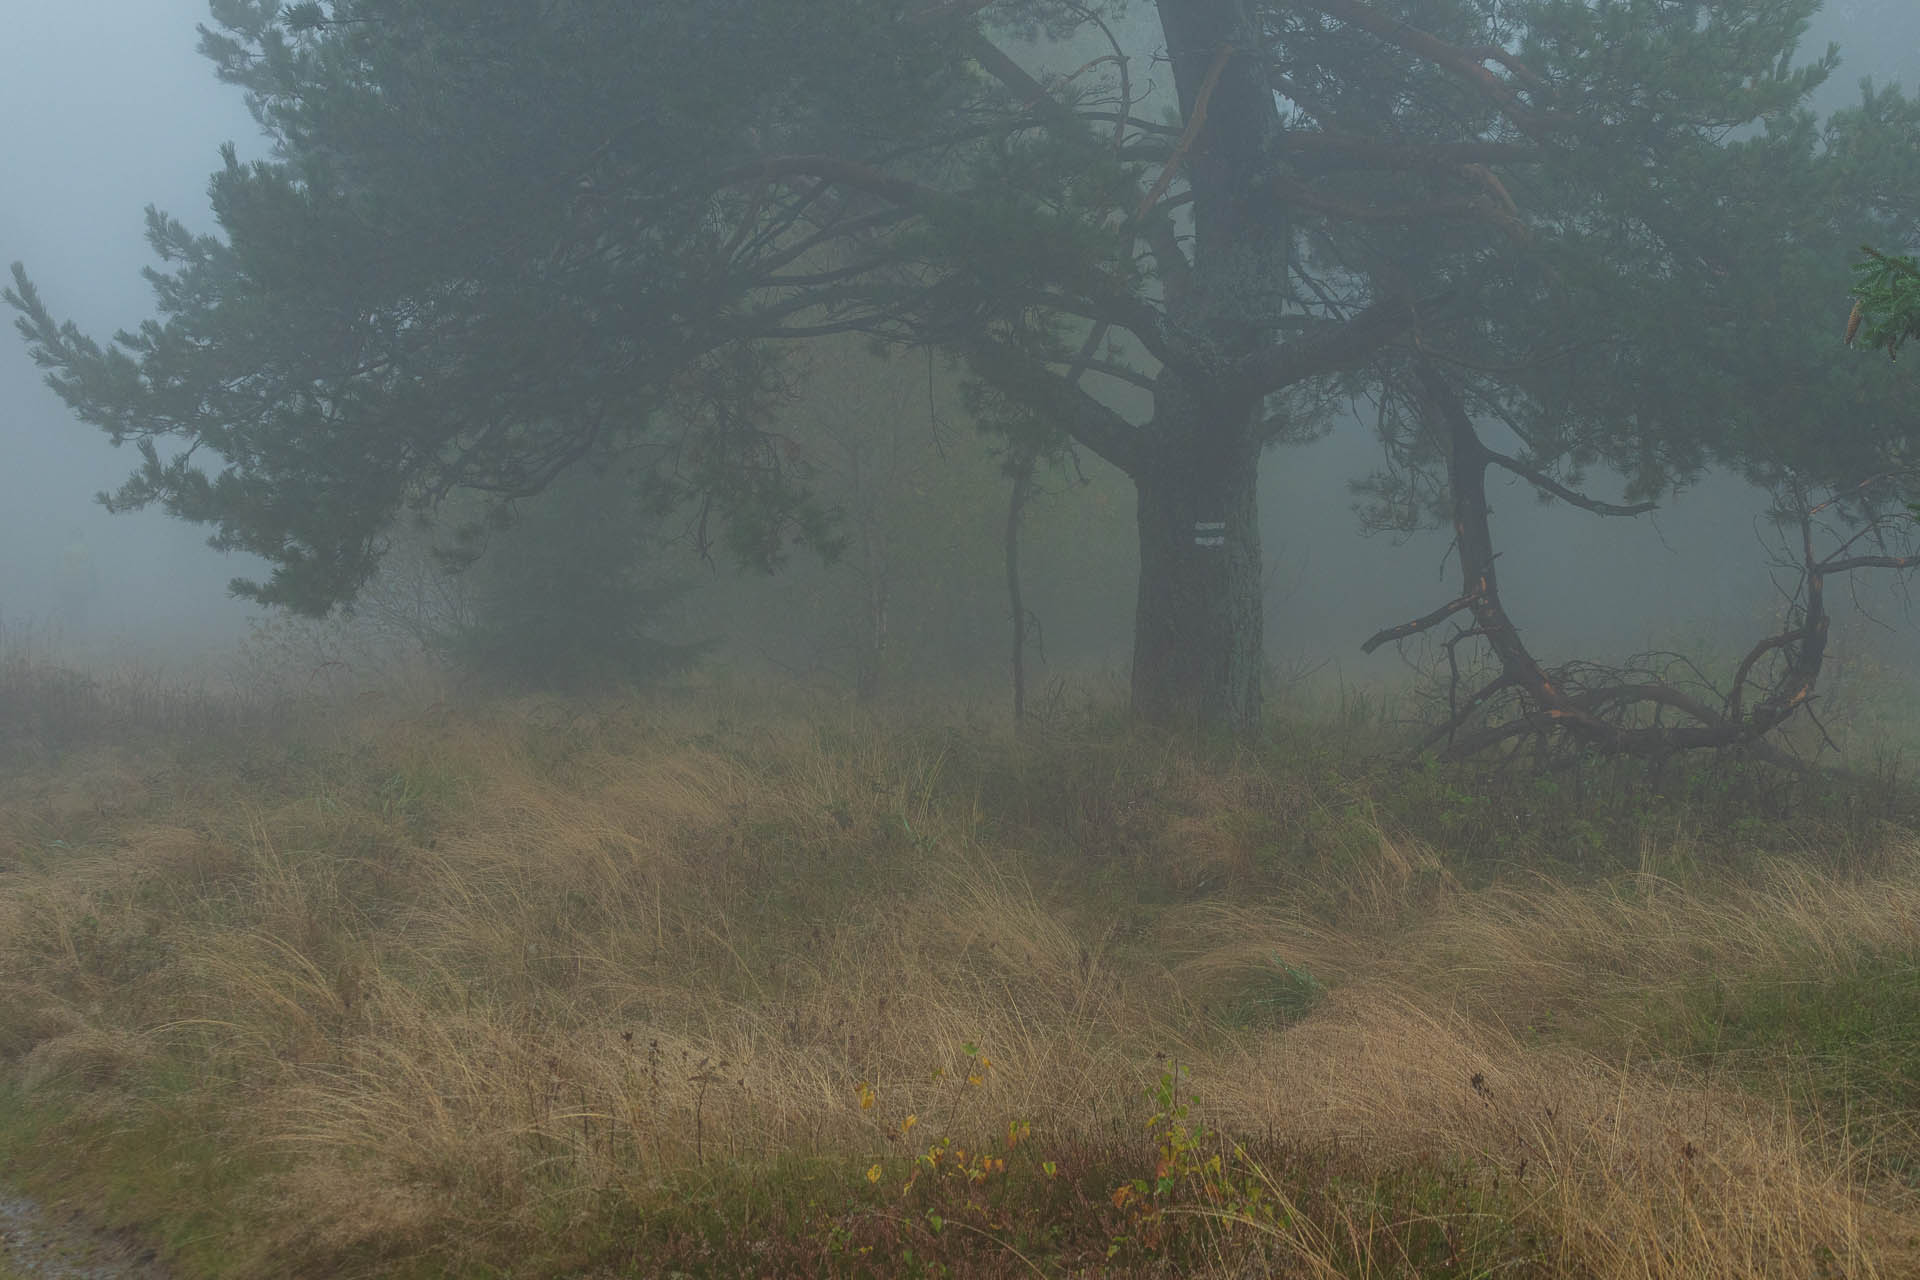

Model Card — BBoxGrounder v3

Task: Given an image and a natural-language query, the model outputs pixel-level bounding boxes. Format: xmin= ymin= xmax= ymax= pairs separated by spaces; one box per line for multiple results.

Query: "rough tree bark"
xmin=1124 ymin=0 xmax=1290 ymax=732
xmin=1130 ymin=379 xmax=1266 ymax=731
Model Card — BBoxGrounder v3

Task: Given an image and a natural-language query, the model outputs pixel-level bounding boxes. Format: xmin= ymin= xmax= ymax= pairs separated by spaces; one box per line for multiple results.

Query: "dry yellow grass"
xmin=1 ymin=693 xmax=1916 ymax=1276
xmin=1208 ymin=992 xmax=1911 ymax=1278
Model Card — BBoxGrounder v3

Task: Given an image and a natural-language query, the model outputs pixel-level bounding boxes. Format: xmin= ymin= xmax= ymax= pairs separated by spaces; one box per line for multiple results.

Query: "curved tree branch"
xmin=1483 ymin=450 xmax=1658 ymax=517
xmin=1366 ymin=357 xmax=1912 ymax=768
xmin=965 ymin=333 xmax=1144 ymax=475
xmin=1242 ymin=287 xmax=1446 ymax=404
xmin=1136 ymin=43 xmax=1233 ymax=222
xmin=1361 ymin=590 xmax=1480 ymax=654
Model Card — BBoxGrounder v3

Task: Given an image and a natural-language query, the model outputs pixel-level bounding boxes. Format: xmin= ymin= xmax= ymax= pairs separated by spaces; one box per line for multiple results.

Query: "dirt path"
xmin=0 ymin=1192 xmax=168 ymax=1280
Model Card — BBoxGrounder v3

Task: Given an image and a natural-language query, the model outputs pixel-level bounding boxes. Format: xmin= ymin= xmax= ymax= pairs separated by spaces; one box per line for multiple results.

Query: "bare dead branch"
xmin=1370 ymin=358 xmax=1908 ymax=770
xmin=1483 ymin=450 xmax=1658 ymax=517
xmin=1727 ymin=627 xmax=1803 ymax=722
xmin=1066 ymin=2 xmax=1136 ymax=155
xmin=1361 ymin=591 xmax=1480 ymax=654
xmin=1415 ymin=671 xmax=1512 ymax=753
xmin=1821 ymin=553 xmax=1920 ymax=574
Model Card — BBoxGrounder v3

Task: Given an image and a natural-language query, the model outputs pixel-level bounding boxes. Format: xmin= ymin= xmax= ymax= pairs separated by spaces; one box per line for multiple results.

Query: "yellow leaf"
xmin=857 ymin=1082 xmax=876 ymax=1110
xmin=901 ymin=1114 xmax=919 ymax=1134
xmin=967 ymin=1074 xmax=983 ymax=1087
xmin=866 ymin=1164 xmax=882 ymax=1184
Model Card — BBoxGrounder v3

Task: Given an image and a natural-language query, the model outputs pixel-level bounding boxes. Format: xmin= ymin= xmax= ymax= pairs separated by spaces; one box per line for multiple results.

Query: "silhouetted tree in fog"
xmin=1355 ymin=76 xmax=1920 ymax=763
xmin=9 ymin=0 xmax=1895 ymax=734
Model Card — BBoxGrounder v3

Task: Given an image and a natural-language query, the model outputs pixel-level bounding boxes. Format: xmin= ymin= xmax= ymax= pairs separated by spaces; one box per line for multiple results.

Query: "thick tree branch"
xmin=1361 ymin=591 xmax=1480 ymax=654
xmin=1076 ymin=356 xmax=1158 ymax=392
xmin=1136 ymin=43 xmax=1232 ymax=221
xmin=1727 ymin=627 xmax=1804 ymax=723
xmin=1076 ymin=111 xmax=1182 ymax=138
xmin=1240 ymin=288 xmax=1443 ymax=404
xmin=1483 ymin=451 xmax=1657 ymax=517
xmin=1003 ymin=289 xmax=1176 ymax=367
xmin=1820 ymin=553 xmax=1920 ymax=574
xmin=966 ymin=334 xmax=1144 ymax=475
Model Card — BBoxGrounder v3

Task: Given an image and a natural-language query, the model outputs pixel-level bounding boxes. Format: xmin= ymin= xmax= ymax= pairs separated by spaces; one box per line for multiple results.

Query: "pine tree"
xmin=8 ymin=0 xmax=1889 ymax=732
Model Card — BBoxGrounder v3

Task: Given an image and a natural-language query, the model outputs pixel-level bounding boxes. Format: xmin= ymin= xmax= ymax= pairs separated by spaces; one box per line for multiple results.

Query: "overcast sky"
xmin=3 ymin=2 xmax=1916 ymax=674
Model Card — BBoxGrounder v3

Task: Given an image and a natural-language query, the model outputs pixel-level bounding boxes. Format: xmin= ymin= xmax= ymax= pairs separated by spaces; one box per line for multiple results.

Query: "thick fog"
xmin=4 ymin=1 xmax=1917 ymax=685
xmin=1 ymin=2 xmax=266 ymax=661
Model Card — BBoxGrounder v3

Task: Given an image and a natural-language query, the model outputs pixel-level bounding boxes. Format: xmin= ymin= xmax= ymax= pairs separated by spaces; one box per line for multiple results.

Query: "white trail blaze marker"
xmin=1193 ymin=521 xmax=1226 ymax=548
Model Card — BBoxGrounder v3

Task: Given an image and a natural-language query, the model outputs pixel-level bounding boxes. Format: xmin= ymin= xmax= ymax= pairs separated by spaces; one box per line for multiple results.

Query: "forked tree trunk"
xmin=1130 ymin=389 xmax=1264 ymax=733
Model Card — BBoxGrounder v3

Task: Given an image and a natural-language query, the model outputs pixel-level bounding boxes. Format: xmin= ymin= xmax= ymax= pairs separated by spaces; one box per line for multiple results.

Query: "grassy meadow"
xmin=2 ymin=650 xmax=1920 ymax=1277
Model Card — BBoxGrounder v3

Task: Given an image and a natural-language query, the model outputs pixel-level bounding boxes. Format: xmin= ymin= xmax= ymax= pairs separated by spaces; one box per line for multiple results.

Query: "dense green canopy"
xmin=12 ymin=0 xmax=982 ymax=611
xmin=1852 ymin=245 xmax=1920 ymax=358
xmin=10 ymin=0 xmax=1918 ymax=733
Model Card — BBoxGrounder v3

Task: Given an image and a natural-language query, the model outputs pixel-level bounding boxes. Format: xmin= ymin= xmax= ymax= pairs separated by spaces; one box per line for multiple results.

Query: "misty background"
xmin=5 ymin=0 xmax=1918 ymax=689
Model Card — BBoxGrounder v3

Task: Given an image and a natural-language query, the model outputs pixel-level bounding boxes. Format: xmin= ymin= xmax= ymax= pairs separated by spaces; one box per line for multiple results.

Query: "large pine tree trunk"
xmin=1130 ymin=386 xmax=1263 ymax=732
xmin=1121 ymin=0 xmax=1284 ymax=734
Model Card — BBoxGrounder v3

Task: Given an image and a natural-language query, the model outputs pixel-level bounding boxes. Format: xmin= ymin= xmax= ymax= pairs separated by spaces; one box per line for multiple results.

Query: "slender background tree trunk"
xmin=1005 ymin=444 xmax=1036 ymax=726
